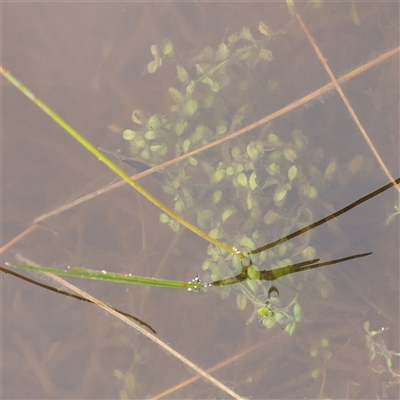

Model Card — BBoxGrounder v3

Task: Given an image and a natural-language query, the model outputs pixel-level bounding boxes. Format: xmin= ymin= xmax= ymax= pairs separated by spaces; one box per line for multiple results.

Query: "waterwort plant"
xmin=120 ymin=23 xmax=370 ymax=332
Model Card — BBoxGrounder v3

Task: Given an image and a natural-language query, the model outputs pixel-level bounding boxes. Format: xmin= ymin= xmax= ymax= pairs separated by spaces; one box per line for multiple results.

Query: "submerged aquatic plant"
xmin=116 ymin=23 xmax=376 ymax=333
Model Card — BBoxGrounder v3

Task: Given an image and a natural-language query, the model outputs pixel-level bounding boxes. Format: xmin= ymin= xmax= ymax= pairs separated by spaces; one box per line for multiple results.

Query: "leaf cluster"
xmin=121 ymin=23 xmax=371 ymax=331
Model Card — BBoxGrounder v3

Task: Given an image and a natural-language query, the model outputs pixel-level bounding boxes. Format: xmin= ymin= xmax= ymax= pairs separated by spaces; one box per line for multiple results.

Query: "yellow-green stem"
xmin=0 ymin=65 xmax=243 ymax=259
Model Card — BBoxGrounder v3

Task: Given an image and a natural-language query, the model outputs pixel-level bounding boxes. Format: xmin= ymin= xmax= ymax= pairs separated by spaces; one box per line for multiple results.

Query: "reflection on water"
xmin=2 ymin=1 xmax=399 ymax=399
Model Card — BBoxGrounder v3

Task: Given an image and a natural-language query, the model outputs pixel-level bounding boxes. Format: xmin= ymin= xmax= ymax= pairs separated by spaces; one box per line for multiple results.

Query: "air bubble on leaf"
xmin=123 ymin=129 xmax=136 ymax=140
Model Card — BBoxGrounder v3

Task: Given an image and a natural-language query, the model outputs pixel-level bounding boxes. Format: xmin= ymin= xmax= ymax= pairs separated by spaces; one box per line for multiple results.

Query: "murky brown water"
xmin=2 ymin=2 xmax=399 ymax=399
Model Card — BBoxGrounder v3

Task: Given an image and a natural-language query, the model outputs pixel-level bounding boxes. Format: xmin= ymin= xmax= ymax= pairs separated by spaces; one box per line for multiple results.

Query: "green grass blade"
xmin=0 ymin=65 xmax=243 ymax=259
xmin=7 ymin=263 xmax=203 ymax=290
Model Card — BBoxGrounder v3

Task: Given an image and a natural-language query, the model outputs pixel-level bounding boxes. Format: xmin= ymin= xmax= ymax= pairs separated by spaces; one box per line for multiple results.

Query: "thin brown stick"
xmin=0 ymin=224 xmax=37 ymax=253
xmin=151 ymin=341 xmax=265 ymax=400
xmin=296 ymin=12 xmax=400 ymax=194
xmin=10 ymin=254 xmax=243 ymax=400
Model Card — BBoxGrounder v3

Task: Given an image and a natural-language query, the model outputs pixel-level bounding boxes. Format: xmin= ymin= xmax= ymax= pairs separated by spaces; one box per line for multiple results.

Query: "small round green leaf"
xmin=188 ymin=157 xmax=198 ymax=166
xmin=288 ymin=165 xmax=297 ymax=181
xmin=237 ymin=173 xmax=248 ymax=187
xmin=209 ymin=227 xmax=220 ymax=239
xmin=247 ymin=144 xmax=258 ymax=161
xmin=274 ymin=187 xmax=288 ymax=203
xmin=182 ymin=139 xmax=190 ymax=153
xmin=131 ymin=109 xmax=146 ymax=125
xmin=147 ymin=60 xmax=158 ymax=74
xmin=204 ymin=95 xmax=214 ymax=108
xmin=162 ymin=40 xmax=174 ymax=56
xmin=150 ymin=44 xmax=159 ymax=56
xmin=213 ymin=190 xmax=222 ymax=204
xmin=240 ymin=236 xmax=255 ymax=249
xmin=222 ymin=207 xmax=234 ymax=222
xmin=184 ymin=99 xmax=198 ymax=116
xmin=249 ymin=171 xmax=257 ymax=190
xmin=176 ymin=65 xmax=189 ymax=83
xmin=284 ymin=148 xmax=297 ymax=162
xmin=247 ymin=265 xmax=260 ymax=280
xmin=259 ymin=48 xmax=273 ymax=61
xmin=133 ymin=135 xmax=146 ymax=149
xmin=144 ymin=130 xmax=157 ymax=140
xmin=236 ymin=294 xmax=247 ymax=310
xmin=123 ymin=129 xmax=136 ymax=140
xmin=159 ymin=213 xmax=169 ymax=223
xmin=257 ymin=307 xmax=270 ymax=316
xmin=140 ymin=148 xmax=151 ymax=160
xmin=324 ymin=161 xmax=337 ymax=179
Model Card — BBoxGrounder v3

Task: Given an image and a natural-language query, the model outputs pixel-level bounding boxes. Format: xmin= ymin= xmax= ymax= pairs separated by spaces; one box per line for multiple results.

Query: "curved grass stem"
xmin=0 ymin=65 xmax=242 ymax=259
xmin=7 ymin=263 xmax=203 ymax=290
